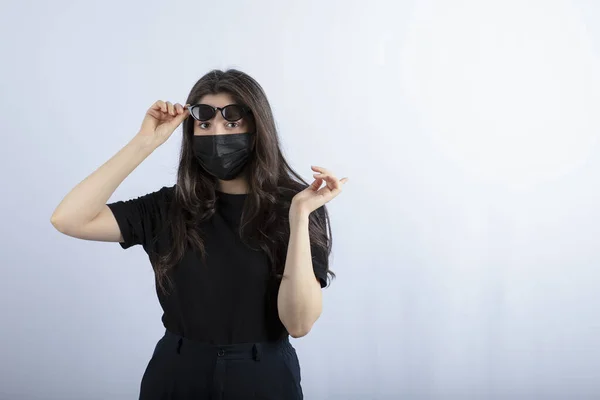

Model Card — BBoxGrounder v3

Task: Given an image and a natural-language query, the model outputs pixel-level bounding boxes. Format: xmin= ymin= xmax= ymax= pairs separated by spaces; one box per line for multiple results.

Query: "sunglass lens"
xmin=222 ymin=105 xmax=245 ymax=121
xmin=193 ymin=105 xmax=216 ymax=121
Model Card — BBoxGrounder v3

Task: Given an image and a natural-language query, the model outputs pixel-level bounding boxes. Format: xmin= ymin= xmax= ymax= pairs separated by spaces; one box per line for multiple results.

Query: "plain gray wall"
xmin=2 ymin=0 xmax=600 ymax=399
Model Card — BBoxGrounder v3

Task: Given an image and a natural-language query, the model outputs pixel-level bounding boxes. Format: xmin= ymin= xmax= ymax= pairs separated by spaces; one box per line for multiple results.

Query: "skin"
xmin=280 ymin=167 xmax=348 ymax=337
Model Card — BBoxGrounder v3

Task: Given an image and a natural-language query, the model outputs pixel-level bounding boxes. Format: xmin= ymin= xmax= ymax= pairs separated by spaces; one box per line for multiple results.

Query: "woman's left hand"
xmin=290 ymin=165 xmax=349 ymax=216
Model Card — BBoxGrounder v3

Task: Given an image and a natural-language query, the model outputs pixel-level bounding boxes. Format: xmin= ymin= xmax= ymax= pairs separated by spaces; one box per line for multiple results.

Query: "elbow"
xmin=286 ymin=320 xmax=316 ymax=338
xmin=50 ymin=213 xmax=72 ymax=234
xmin=288 ymin=325 xmax=312 ymax=339
xmin=278 ymin=294 xmax=323 ymax=339
xmin=50 ymin=214 xmax=69 ymax=235
xmin=50 ymin=213 xmax=65 ymax=232
xmin=283 ymin=308 xmax=323 ymax=338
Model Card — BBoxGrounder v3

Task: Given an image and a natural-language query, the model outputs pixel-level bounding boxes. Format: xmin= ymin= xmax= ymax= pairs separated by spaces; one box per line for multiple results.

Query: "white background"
xmin=1 ymin=0 xmax=600 ymax=398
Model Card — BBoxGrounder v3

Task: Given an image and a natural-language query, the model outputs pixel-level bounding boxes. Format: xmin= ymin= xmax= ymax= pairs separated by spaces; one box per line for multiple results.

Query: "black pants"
xmin=139 ymin=329 xmax=303 ymax=400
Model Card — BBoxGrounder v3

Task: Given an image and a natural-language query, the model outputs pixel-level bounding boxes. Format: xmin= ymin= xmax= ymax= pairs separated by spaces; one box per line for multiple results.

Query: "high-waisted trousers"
xmin=139 ymin=329 xmax=303 ymax=400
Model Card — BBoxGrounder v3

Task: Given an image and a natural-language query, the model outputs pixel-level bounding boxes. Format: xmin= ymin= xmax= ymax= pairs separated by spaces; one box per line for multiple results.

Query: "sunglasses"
xmin=186 ymin=103 xmax=252 ymax=122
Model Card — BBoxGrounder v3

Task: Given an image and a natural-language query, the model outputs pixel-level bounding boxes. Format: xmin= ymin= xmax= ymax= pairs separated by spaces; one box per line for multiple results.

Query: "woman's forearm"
xmin=50 ymin=134 xmax=157 ymax=230
xmin=277 ymin=209 xmax=323 ymax=338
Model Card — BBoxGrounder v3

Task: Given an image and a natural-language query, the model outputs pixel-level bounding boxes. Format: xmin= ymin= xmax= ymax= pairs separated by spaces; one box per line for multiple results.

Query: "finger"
xmin=151 ymin=100 xmax=164 ymax=111
xmin=316 ymin=183 xmax=340 ymax=198
xmin=311 ymin=165 xmax=332 ymax=175
xmin=317 ymin=173 xmax=343 ymax=192
xmin=315 ymin=169 xmax=344 ymax=184
xmin=314 ymin=175 xmax=335 ymax=190
xmin=313 ymin=173 xmax=338 ymax=184
xmin=175 ymin=103 xmax=184 ymax=114
xmin=177 ymin=103 xmax=189 ymax=116
xmin=171 ymin=106 xmax=190 ymax=125
xmin=166 ymin=101 xmax=175 ymax=116
xmin=310 ymin=178 xmax=323 ymax=189
xmin=328 ymin=176 xmax=341 ymax=192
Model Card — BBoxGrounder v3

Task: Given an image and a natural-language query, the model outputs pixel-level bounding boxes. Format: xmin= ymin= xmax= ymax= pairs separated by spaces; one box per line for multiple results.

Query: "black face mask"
xmin=192 ymin=133 xmax=255 ymax=181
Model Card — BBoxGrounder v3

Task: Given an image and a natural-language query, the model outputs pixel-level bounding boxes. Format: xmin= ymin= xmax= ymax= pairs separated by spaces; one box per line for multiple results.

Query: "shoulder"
xmin=153 ymin=184 xmax=176 ymax=199
xmin=146 ymin=185 xmax=177 ymax=218
xmin=137 ymin=184 xmax=176 ymax=207
xmin=156 ymin=184 xmax=176 ymax=204
xmin=108 ymin=184 xmax=173 ymax=206
xmin=107 ymin=184 xmax=177 ymax=223
xmin=106 ymin=184 xmax=176 ymax=250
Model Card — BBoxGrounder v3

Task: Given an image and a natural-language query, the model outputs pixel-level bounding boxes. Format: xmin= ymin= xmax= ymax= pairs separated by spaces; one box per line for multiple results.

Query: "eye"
xmin=199 ymin=122 xmax=210 ymax=129
xmin=227 ymin=122 xmax=239 ymax=128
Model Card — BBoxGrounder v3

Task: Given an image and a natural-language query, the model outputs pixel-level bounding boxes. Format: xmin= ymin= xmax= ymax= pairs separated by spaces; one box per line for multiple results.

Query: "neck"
xmin=217 ymin=172 xmax=250 ymax=194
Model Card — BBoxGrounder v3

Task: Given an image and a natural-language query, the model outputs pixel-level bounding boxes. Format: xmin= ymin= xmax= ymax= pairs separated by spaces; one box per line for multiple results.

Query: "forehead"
xmin=198 ymin=92 xmax=237 ymax=108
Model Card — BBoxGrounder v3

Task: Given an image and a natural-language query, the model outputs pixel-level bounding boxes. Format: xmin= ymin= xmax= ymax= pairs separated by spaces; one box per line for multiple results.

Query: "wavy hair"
xmin=151 ymin=69 xmax=334 ymax=295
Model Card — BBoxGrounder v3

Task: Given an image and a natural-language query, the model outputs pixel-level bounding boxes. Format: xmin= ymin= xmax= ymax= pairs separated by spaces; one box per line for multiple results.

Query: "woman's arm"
xmin=50 ymin=100 xmax=189 ymax=241
xmin=50 ymin=136 xmax=158 ymax=241
xmin=277 ymin=208 xmax=323 ymax=338
xmin=277 ymin=166 xmax=347 ymax=338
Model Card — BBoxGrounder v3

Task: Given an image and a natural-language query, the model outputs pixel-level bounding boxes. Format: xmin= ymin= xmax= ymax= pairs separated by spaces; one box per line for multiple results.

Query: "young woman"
xmin=50 ymin=69 xmax=348 ymax=399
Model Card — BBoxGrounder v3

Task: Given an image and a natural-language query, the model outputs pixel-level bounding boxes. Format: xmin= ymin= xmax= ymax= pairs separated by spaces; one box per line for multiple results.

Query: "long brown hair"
xmin=151 ymin=69 xmax=335 ymax=295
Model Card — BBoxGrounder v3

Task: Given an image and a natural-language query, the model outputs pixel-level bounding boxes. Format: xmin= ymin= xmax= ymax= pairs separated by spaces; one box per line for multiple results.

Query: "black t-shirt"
xmin=107 ymin=185 xmax=328 ymax=344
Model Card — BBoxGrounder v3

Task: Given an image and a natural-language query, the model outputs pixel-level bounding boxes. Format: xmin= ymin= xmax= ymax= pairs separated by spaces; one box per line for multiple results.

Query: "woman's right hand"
xmin=137 ymin=100 xmax=190 ymax=146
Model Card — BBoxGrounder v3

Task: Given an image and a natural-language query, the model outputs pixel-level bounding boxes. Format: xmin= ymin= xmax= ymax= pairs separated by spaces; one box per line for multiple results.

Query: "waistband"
xmin=161 ymin=329 xmax=292 ymax=361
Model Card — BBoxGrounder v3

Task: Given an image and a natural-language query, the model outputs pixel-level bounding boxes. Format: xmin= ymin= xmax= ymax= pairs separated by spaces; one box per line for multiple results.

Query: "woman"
xmin=50 ymin=69 xmax=348 ymax=399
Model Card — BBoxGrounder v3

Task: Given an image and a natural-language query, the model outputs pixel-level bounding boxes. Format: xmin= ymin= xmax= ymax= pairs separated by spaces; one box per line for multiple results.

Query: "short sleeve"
xmin=106 ymin=185 xmax=174 ymax=251
xmin=310 ymin=206 xmax=330 ymax=288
